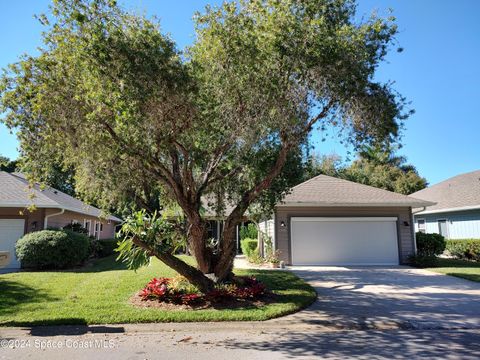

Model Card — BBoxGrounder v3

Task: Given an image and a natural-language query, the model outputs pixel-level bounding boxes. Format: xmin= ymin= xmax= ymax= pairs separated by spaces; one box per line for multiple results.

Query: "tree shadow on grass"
xmin=28 ymin=324 xmax=125 ymax=336
xmin=0 ymin=279 xmax=59 ymax=318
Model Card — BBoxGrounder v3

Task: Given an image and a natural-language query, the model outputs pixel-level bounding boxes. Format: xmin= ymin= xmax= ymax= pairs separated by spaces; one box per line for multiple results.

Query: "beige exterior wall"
xmin=0 ymin=207 xmax=117 ymax=239
xmin=274 ymin=206 xmax=415 ymax=265
xmin=44 ymin=209 xmax=117 ymax=239
xmin=0 ymin=207 xmax=45 ymax=233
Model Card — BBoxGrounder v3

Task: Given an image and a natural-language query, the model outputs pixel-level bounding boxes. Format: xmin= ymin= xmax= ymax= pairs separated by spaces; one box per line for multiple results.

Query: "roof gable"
xmin=411 ymin=170 xmax=480 ymax=213
xmin=280 ymin=175 xmax=434 ymax=207
xmin=0 ymin=171 xmax=121 ymax=222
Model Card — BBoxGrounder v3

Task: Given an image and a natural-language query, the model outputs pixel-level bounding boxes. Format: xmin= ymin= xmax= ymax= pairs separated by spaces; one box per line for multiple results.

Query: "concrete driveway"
xmin=286 ymin=266 xmax=480 ymax=330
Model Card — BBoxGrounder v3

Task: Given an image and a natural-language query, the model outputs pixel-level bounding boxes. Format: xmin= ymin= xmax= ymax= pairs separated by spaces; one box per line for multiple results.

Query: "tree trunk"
xmin=214 ymin=222 xmax=238 ymax=282
xmin=132 ymin=237 xmax=215 ymax=293
xmin=188 ymin=221 xmax=213 ymax=274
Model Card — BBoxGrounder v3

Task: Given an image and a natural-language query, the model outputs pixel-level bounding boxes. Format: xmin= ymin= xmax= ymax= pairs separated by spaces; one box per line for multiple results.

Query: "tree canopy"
xmin=0 ymin=155 xmax=18 ymax=173
xmin=306 ymin=145 xmax=427 ymax=195
xmin=0 ymin=0 xmax=410 ymax=291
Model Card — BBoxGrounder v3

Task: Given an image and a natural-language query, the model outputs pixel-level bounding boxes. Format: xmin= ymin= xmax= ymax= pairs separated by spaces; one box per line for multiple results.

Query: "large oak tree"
xmin=0 ymin=0 xmax=409 ymax=292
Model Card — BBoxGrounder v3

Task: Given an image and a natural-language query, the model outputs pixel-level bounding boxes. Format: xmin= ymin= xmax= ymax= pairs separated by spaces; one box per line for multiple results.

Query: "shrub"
xmin=446 ymin=239 xmax=480 ymax=261
xmin=16 ymin=230 xmax=90 ymax=269
xmin=409 ymin=254 xmax=438 ymax=268
xmin=96 ymin=238 xmax=118 ymax=257
xmin=138 ymin=276 xmax=266 ymax=305
xmin=240 ymin=238 xmax=258 ymax=258
xmin=416 ymin=232 xmax=446 ymax=256
xmin=240 ymin=223 xmax=258 ymax=240
xmin=62 ymin=222 xmax=89 ymax=235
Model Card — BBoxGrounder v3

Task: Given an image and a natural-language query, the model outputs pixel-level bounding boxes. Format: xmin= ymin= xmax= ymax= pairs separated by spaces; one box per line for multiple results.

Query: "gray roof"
xmin=279 ymin=174 xmax=435 ymax=207
xmin=0 ymin=171 xmax=121 ymax=222
xmin=411 ymin=170 xmax=480 ymax=214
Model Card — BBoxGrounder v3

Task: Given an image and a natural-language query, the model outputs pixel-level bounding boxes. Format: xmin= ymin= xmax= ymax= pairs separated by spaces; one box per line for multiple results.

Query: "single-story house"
xmin=260 ymin=175 xmax=434 ymax=266
xmin=0 ymin=171 xmax=122 ymax=270
xmin=411 ymin=170 xmax=480 ymax=239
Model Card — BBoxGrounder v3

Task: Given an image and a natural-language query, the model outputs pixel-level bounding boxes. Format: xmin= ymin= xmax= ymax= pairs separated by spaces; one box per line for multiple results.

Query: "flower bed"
xmin=136 ymin=275 xmax=268 ymax=307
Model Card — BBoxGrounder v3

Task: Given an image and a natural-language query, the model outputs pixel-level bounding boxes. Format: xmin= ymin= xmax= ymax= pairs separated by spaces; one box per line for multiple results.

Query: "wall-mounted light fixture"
xmin=403 ymin=221 xmax=410 ymax=227
xmin=280 ymin=221 xmax=286 ymax=228
xmin=31 ymin=221 xmax=38 ymax=230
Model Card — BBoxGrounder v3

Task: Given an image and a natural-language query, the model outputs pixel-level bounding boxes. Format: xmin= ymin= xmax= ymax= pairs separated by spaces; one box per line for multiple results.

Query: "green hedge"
xmin=416 ymin=232 xmax=446 ymax=256
xmin=240 ymin=224 xmax=258 ymax=240
xmin=16 ymin=230 xmax=90 ymax=269
xmin=96 ymin=238 xmax=118 ymax=257
xmin=240 ymin=238 xmax=258 ymax=258
xmin=446 ymin=239 xmax=480 ymax=261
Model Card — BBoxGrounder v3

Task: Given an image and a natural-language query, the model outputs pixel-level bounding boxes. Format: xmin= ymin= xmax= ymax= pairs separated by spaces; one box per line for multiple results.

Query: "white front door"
xmin=291 ymin=217 xmax=399 ymax=265
xmin=0 ymin=219 xmax=25 ymax=269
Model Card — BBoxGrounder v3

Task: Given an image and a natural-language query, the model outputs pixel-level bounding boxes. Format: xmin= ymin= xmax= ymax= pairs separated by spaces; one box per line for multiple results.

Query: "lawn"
xmin=426 ymin=258 xmax=480 ymax=283
xmin=0 ymin=256 xmax=316 ymax=326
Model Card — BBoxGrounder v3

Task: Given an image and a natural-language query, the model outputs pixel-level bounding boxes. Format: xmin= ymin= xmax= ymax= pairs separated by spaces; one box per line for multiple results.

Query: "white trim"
xmin=44 ymin=208 xmax=65 ymax=229
xmin=0 ymin=204 xmax=121 ymax=222
xmin=84 ymin=219 xmax=92 ymax=236
xmin=416 ymin=218 xmax=426 ymax=233
xmin=415 ymin=204 xmax=480 ymax=215
xmin=277 ymin=201 xmax=434 ymax=208
xmin=291 ymin=217 xmax=398 ymax=222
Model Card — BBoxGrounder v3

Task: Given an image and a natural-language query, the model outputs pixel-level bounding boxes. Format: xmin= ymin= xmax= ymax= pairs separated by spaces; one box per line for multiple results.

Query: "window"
xmin=84 ymin=220 xmax=91 ymax=236
xmin=94 ymin=222 xmax=100 ymax=239
xmin=417 ymin=219 xmax=426 ymax=233
xmin=100 ymin=223 xmax=103 ymax=232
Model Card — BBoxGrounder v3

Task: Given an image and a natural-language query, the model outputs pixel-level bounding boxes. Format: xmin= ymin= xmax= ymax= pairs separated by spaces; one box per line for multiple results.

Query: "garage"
xmin=290 ymin=217 xmax=399 ymax=265
xmin=272 ymin=175 xmax=435 ymax=265
xmin=0 ymin=219 xmax=25 ymax=270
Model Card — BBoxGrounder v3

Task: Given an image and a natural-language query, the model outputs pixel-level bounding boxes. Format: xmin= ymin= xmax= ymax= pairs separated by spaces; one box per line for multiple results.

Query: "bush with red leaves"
xmin=139 ymin=276 xmax=267 ymax=305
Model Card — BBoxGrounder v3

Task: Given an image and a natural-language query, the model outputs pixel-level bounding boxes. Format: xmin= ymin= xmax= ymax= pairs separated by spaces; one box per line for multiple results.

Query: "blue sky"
xmin=0 ymin=0 xmax=479 ymax=185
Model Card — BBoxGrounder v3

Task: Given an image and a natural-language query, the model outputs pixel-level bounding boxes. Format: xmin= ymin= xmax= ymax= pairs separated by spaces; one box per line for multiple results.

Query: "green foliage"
xmin=0 ymin=256 xmax=317 ymax=325
xmin=117 ymin=210 xmax=186 ymax=269
xmin=96 ymin=238 xmax=119 ymax=258
xmin=409 ymin=254 xmax=439 ymax=268
xmin=169 ymin=275 xmax=200 ymax=295
xmin=416 ymin=232 xmax=446 ymax=256
xmin=345 ymin=144 xmax=427 ymax=194
xmin=62 ymin=222 xmax=89 ymax=235
xmin=446 ymin=239 xmax=480 ymax=261
xmin=305 ymin=145 xmax=427 ymax=195
xmin=0 ymin=0 xmax=409 ymax=281
xmin=240 ymin=223 xmax=258 ymax=240
xmin=240 ymin=238 xmax=258 ymax=258
xmin=0 ymin=155 xmax=18 ymax=173
xmin=15 ymin=230 xmax=90 ymax=269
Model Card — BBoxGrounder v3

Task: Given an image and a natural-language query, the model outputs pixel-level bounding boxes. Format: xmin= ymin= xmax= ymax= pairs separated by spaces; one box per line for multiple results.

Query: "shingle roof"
xmin=279 ymin=174 xmax=435 ymax=207
xmin=0 ymin=171 xmax=121 ymax=222
xmin=411 ymin=170 xmax=480 ymax=214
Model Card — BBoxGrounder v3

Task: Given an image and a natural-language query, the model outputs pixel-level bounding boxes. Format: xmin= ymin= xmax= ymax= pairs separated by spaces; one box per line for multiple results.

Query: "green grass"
xmin=0 ymin=256 xmax=316 ymax=326
xmin=426 ymin=258 xmax=480 ymax=283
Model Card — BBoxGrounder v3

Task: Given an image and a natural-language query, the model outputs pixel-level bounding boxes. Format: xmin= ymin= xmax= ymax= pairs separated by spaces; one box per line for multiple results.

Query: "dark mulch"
xmin=129 ymin=291 xmax=276 ymax=311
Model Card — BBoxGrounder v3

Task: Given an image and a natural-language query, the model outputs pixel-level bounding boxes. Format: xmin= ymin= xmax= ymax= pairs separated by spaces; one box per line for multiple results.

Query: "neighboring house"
xmin=202 ymin=198 xmax=251 ymax=254
xmin=412 ymin=170 xmax=480 ymax=239
xmin=0 ymin=171 xmax=122 ymax=270
xmin=261 ymin=175 xmax=434 ymax=266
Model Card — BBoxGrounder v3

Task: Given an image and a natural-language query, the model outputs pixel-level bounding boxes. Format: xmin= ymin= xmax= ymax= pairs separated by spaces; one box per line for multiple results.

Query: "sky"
xmin=0 ymin=0 xmax=479 ymax=185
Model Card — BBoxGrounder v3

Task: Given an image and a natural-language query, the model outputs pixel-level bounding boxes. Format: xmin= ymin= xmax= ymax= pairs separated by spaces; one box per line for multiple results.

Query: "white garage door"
xmin=0 ymin=219 xmax=25 ymax=269
xmin=291 ymin=217 xmax=399 ymax=265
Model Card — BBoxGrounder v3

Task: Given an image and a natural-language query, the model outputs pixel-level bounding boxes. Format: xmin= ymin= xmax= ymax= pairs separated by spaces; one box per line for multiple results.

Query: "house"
xmin=0 ymin=171 xmax=122 ymax=270
xmin=261 ymin=175 xmax=434 ymax=266
xmin=202 ymin=197 xmax=252 ymax=253
xmin=411 ymin=170 xmax=480 ymax=239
